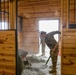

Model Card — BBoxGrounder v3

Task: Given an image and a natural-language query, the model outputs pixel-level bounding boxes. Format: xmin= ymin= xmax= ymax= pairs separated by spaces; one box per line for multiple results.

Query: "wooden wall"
xmin=0 ymin=30 xmax=16 ymax=75
xmin=18 ymin=32 xmax=22 ymax=49
xmin=18 ymin=0 xmax=61 ymax=53
xmin=61 ymin=30 xmax=76 ymax=75
xmin=61 ymin=0 xmax=76 ymax=29
xmin=0 ymin=1 xmax=17 ymax=75
xmin=61 ymin=0 xmax=76 ymax=75
xmin=17 ymin=17 xmax=23 ymax=49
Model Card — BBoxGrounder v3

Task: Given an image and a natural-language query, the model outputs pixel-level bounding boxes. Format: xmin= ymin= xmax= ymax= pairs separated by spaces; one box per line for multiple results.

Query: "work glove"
xmin=50 ymin=49 xmax=54 ymax=57
xmin=50 ymin=50 xmax=53 ymax=56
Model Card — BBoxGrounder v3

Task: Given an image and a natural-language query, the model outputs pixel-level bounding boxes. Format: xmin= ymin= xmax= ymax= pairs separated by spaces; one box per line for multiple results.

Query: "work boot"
xmin=49 ymin=65 xmax=53 ymax=68
xmin=49 ymin=66 xmax=57 ymax=69
xmin=49 ymin=69 xmax=56 ymax=73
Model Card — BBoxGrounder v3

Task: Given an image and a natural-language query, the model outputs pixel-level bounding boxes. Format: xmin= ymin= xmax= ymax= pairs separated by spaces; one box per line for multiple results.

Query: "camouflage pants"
xmin=50 ymin=48 xmax=58 ymax=69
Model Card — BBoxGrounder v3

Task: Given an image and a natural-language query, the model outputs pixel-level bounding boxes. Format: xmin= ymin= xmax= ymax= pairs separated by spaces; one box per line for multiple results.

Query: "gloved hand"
xmin=50 ymin=49 xmax=54 ymax=57
xmin=50 ymin=50 xmax=52 ymax=56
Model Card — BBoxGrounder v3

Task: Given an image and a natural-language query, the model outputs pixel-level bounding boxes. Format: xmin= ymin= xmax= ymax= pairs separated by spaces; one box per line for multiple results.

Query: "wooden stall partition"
xmin=61 ymin=30 xmax=76 ymax=75
xmin=0 ymin=30 xmax=17 ymax=75
xmin=61 ymin=0 xmax=76 ymax=75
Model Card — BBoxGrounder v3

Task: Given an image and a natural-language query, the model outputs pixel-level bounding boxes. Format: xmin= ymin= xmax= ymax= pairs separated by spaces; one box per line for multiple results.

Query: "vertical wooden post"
xmin=9 ymin=0 xmax=16 ymax=29
xmin=61 ymin=0 xmax=63 ymax=75
xmin=67 ymin=0 xmax=69 ymax=29
xmin=0 ymin=0 xmax=2 ymax=27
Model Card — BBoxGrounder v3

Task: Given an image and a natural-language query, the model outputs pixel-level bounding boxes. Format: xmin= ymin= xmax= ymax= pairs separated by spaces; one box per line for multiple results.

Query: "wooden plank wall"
xmin=0 ymin=30 xmax=16 ymax=75
xmin=61 ymin=0 xmax=75 ymax=29
xmin=61 ymin=30 xmax=76 ymax=75
xmin=18 ymin=0 xmax=61 ymax=54
xmin=18 ymin=17 xmax=23 ymax=49
xmin=18 ymin=32 xmax=22 ymax=49
xmin=61 ymin=0 xmax=76 ymax=74
xmin=9 ymin=0 xmax=17 ymax=29
xmin=69 ymin=0 xmax=75 ymax=24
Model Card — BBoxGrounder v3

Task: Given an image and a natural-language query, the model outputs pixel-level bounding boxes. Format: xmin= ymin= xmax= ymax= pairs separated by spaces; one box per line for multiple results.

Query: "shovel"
xmin=39 ymin=56 xmax=51 ymax=69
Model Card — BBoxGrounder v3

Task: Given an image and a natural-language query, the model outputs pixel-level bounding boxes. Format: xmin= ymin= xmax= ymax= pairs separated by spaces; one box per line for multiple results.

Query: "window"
xmin=39 ymin=20 xmax=59 ymax=41
xmin=0 ymin=22 xmax=8 ymax=30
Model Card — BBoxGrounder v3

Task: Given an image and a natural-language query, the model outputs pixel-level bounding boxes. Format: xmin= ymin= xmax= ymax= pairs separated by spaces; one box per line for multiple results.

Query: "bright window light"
xmin=39 ymin=20 xmax=59 ymax=56
xmin=39 ymin=20 xmax=59 ymax=41
xmin=39 ymin=20 xmax=59 ymax=33
xmin=0 ymin=22 xmax=8 ymax=30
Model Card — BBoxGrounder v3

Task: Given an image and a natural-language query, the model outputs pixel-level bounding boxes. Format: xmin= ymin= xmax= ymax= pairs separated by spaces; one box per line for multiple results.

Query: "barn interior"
xmin=0 ymin=0 xmax=76 ymax=75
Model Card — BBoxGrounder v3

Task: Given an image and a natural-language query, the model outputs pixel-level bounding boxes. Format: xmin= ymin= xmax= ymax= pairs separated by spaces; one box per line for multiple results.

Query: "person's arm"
xmin=51 ymin=31 xmax=61 ymax=35
xmin=50 ymin=37 xmax=61 ymax=56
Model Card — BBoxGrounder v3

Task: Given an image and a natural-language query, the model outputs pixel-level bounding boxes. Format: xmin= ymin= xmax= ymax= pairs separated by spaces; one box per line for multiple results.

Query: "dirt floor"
xmin=21 ymin=55 xmax=61 ymax=75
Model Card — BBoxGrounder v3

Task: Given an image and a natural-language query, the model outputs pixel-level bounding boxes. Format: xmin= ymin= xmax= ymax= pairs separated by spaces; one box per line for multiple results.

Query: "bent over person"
xmin=45 ymin=31 xmax=61 ymax=73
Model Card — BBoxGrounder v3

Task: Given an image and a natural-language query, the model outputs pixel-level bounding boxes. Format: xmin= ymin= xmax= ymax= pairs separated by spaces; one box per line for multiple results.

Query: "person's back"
xmin=45 ymin=31 xmax=61 ymax=49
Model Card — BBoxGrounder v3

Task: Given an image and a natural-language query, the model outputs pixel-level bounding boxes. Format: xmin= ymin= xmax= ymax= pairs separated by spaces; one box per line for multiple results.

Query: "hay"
xmin=21 ymin=66 xmax=45 ymax=75
xmin=27 ymin=55 xmax=46 ymax=63
xmin=18 ymin=50 xmax=28 ymax=56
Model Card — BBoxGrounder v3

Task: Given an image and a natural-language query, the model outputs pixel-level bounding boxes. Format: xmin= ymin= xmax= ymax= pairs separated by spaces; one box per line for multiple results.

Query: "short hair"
xmin=41 ymin=31 xmax=46 ymax=35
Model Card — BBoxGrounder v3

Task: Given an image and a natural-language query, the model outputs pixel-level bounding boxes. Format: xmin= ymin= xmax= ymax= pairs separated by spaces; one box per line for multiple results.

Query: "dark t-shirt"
xmin=45 ymin=31 xmax=61 ymax=49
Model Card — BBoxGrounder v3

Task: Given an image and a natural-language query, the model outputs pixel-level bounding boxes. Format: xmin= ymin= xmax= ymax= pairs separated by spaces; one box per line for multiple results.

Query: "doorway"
xmin=38 ymin=19 xmax=59 ymax=56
